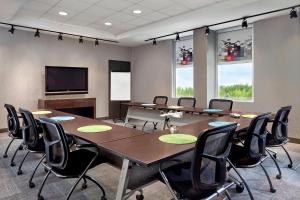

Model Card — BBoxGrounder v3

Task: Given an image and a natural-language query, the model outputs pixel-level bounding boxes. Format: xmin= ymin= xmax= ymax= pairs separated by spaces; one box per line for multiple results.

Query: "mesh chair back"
xmin=19 ymin=108 xmax=41 ymax=148
xmin=192 ymin=123 xmax=237 ymax=191
xmin=153 ymin=96 xmax=168 ymax=105
xmin=40 ymin=118 xmax=69 ymax=169
xmin=209 ymin=99 xmax=233 ymax=111
xmin=177 ymin=97 xmax=196 ymax=107
xmin=271 ymin=106 xmax=292 ymax=143
xmin=244 ymin=113 xmax=271 ymax=159
xmin=4 ymin=104 xmax=22 ymax=138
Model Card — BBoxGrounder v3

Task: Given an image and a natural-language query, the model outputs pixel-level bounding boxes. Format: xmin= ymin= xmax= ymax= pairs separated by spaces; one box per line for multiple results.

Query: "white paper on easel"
xmin=110 ymin=72 xmax=131 ymax=101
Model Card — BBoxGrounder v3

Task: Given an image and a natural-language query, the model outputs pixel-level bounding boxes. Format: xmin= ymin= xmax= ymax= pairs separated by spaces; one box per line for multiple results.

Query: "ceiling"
xmin=0 ymin=0 xmax=299 ymax=46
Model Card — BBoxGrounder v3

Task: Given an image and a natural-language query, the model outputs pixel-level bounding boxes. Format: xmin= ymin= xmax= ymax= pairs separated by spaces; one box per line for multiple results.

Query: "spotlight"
xmin=242 ymin=18 xmax=248 ymax=28
xmin=8 ymin=25 xmax=15 ymax=34
xmin=290 ymin=7 xmax=298 ymax=19
xmin=175 ymin=33 xmax=180 ymax=41
xmin=79 ymin=36 xmax=83 ymax=43
xmin=58 ymin=33 xmax=63 ymax=40
xmin=205 ymin=26 xmax=210 ymax=35
xmin=95 ymin=39 xmax=99 ymax=46
xmin=153 ymin=38 xmax=157 ymax=45
xmin=34 ymin=29 xmax=40 ymax=38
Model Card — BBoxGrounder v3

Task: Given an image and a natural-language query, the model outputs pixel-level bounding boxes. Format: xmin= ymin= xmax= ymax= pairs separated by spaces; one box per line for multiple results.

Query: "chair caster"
xmin=136 ymin=194 xmax=144 ymax=200
xmin=10 ymin=162 xmax=16 ymax=167
xmin=101 ymin=196 xmax=107 ymax=200
xmin=273 ymin=154 xmax=277 ymax=159
xmin=17 ymin=170 xmax=23 ymax=175
xmin=288 ymin=164 xmax=293 ymax=168
xmin=19 ymin=146 xmax=23 ymax=150
xmin=3 ymin=154 xmax=8 ymax=158
xmin=38 ymin=195 xmax=44 ymax=200
xmin=276 ymin=174 xmax=281 ymax=179
xmin=236 ymin=184 xmax=244 ymax=193
xmin=133 ymin=125 xmax=137 ymax=129
xmin=29 ymin=182 xmax=35 ymax=188
xmin=44 ymin=167 xmax=48 ymax=173
xmin=81 ymin=183 xmax=87 ymax=190
xmin=270 ymin=188 xmax=276 ymax=193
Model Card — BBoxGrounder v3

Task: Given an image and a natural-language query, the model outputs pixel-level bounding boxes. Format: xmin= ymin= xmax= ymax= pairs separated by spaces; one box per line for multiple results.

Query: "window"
xmin=174 ymin=36 xmax=194 ymax=97
xmin=217 ymin=28 xmax=253 ymax=101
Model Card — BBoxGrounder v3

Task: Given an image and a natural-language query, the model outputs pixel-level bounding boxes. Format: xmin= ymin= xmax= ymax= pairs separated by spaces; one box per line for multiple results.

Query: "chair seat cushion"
xmin=51 ymin=149 xmax=104 ymax=177
xmin=229 ymin=144 xmax=261 ymax=167
xmin=162 ymin=162 xmax=217 ymax=200
xmin=266 ymin=133 xmax=288 ymax=146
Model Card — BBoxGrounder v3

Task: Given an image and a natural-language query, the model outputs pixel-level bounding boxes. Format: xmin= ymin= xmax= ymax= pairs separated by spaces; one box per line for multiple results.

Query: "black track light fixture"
xmin=8 ymin=25 xmax=15 ymax=34
xmin=153 ymin=38 xmax=157 ymax=45
xmin=95 ymin=39 xmax=99 ymax=46
xmin=205 ymin=26 xmax=210 ymax=35
xmin=175 ymin=33 xmax=180 ymax=41
xmin=58 ymin=33 xmax=63 ymax=40
xmin=79 ymin=36 xmax=83 ymax=43
xmin=34 ymin=29 xmax=40 ymax=38
xmin=242 ymin=18 xmax=248 ymax=28
xmin=290 ymin=7 xmax=298 ymax=18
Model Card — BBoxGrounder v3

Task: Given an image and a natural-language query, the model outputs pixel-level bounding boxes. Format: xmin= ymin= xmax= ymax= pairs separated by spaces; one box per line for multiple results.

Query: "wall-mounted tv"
xmin=45 ymin=66 xmax=88 ymax=95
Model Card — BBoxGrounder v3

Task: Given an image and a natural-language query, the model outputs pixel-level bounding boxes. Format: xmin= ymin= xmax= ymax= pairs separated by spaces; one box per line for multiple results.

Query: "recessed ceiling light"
xmin=58 ymin=11 xmax=68 ymax=16
xmin=104 ymin=22 xmax=112 ymax=26
xmin=133 ymin=10 xmax=142 ymax=14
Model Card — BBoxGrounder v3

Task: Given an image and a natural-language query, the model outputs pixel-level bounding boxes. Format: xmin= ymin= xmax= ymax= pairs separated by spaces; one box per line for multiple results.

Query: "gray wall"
xmin=131 ymin=15 xmax=300 ymax=139
xmin=0 ymin=27 xmax=131 ymax=128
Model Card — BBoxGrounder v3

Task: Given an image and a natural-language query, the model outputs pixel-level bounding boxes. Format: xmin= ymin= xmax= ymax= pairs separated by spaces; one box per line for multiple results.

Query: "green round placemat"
xmin=159 ymin=134 xmax=197 ymax=144
xmin=77 ymin=125 xmax=112 ymax=133
xmin=32 ymin=110 xmax=52 ymax=115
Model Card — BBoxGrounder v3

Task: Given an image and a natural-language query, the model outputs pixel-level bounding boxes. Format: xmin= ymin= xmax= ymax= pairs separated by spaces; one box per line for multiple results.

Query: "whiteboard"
xmin=110 ymin=72 xmax=131 ymax=101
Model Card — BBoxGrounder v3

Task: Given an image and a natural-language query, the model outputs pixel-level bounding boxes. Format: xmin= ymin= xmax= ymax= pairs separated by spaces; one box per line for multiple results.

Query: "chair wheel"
xmin=136 ymin=194 xmax=144 ymax=200
xmin=276 ymin=174 xmax=282 ymax=179
xmin=17 ymin=170 xmax=23 ymax=175
xmin=270 ymin=188 xmax=276 ymax=193
xmin=44 ymin=167 xmax=48 ymax=173
xmin=81 ymin=183 xmax=87 ymax=190
xmin=236 ymin=184 xmax=244 ymax=193
xmin=273 ymin=154 xmax=277 ymax=159
xmin=38 ymin=195 xmax=44 ymax=200
xmin=133 ymin=125 xmax=137 ymax=129
xmin=10 ymin=162 xmax=16 ymax=167
xmin=19 ymin=146 xmax=23 ymax=150
xmin=101 ymin=197 xmax=107 ymax=200
xmin=288 ymin=164 xmax=293 ymax=168
xmin=3 ymin=154 xmax=8 ymax=158
xmin=29 ymin=182 xmax=35 ymax=188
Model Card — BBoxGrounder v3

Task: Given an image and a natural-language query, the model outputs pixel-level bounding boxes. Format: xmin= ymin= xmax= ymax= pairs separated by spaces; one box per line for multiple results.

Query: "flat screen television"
xmin=45 ymin=66 xmax=88 ymax=95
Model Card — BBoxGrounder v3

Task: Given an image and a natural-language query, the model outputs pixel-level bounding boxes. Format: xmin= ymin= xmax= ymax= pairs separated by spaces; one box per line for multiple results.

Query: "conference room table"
xmin=33 ymin=108 xmax=257 ymax=200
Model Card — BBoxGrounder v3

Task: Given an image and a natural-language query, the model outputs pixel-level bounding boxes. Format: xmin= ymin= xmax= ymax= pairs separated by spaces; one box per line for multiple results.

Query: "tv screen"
xmin=45 ymin=66 xmax=88 ymax=95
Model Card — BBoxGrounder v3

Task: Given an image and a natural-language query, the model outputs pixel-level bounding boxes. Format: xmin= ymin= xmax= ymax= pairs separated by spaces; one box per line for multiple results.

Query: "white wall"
xmin=131 ymin=15 xmax=300 ymax=138
xmin=0 ymin=27 xmax=131 ymax=128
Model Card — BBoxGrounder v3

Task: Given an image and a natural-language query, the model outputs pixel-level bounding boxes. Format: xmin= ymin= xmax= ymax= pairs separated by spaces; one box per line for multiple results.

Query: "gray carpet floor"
xmin=0 ymin=120 xmax=300 ymax=200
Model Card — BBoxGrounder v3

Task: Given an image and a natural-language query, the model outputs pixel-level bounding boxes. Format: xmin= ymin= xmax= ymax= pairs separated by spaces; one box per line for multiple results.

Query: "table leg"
xmin=116 ymin=159 xmax=131 ymax=200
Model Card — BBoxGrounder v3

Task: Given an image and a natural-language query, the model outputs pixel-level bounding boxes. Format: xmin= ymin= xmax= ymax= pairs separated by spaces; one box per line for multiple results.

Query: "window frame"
xmin=215 ymin=26 xmax=254 ymax=102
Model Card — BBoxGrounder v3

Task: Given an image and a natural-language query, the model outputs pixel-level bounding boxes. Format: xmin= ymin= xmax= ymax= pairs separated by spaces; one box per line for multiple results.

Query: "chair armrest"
xmin=76 ymin=143 xmax=98 ymax=148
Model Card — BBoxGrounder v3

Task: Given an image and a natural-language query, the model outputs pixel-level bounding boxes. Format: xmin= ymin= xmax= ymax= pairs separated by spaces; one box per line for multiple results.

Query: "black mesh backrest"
xmin=19 ymin=108 xmax=41 ymax=148
xmin=244 ymin=113 xmax=271 ymax=158
xmin=209 ymin=99 xmax=233 ymax=111
xmin=153 ymin=96 xmax=168 ymax=105
xmin=40 ymin=118 xmax=69 ymax=169
xmin=191 ymin=123 xmax=237 ymax=191
xmin=177 ymin=97 xmax=196 ymax=107
xmin=4 ymin=104 xmax=22 ymax=137
xmin=271 ymin=106 xmax=292 ymax=143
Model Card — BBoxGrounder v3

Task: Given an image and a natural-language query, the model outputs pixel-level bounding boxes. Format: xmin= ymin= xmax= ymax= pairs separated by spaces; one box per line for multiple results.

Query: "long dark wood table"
xmin=33 ymin=108 xmax=256 ymax=200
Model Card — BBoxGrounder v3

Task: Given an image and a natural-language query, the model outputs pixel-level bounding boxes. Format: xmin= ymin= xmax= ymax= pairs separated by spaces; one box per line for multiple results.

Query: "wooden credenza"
xmin=38 ymin=98 xmax=96 ymax=119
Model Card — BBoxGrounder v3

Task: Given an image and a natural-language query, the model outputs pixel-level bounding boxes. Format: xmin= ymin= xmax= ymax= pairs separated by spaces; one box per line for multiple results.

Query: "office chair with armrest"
xmin=228 ymin=113 xmax=277 ymax=193
xmin=209 ymin=99 xmax=233 ymax=111
xmin=38 ymin=118 xmax=106 ymax=200
xmin=3 ymin=104 xmax=24 ymax=166
xmin=153 ymin=96 xmax=168 ymax=105
xmin=266 ymin=106 xmax=293 ymax=168
xmin=159 ymin=123 xmax=241 ymax=200
xmin=177 ymin=97 xmax=196 ymax=108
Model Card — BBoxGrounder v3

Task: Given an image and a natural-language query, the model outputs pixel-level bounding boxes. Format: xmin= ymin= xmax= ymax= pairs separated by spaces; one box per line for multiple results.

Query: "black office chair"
xmin=266 ymin=106 xmax=293 ymax=168
xmin=38 ymin=118 xmax=106 ymax=200
xmin=209 ymin=99 xmax=233 ymax=111
xmin=3 ymin=104 xmax=24 ymax=167
xmin=177 ymin=97 xmax=196 ymax=107
xmin=153 ymin=96 xmax=168 ymax=105
xmin=159 ymin=123 xmax=238 ymax=200
xmin=228 ymin=113 xmax=277 ymax=193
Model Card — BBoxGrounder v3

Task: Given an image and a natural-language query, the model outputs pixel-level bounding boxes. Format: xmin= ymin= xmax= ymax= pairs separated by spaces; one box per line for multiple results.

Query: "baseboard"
xmin=288 ymin=137 xmax=300 ymax=144
xmin=0 ymin=128 xmax=8 ymax=133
